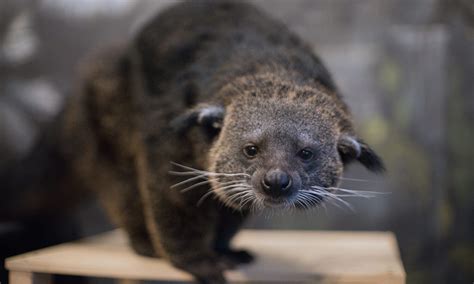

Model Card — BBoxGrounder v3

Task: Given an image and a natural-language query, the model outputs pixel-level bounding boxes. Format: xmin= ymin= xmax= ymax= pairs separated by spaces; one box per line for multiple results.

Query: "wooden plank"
xmin=5 ymin=230 xmax=405 ymax=283
xmin=9 ymin=271 xmax=51 ymax=284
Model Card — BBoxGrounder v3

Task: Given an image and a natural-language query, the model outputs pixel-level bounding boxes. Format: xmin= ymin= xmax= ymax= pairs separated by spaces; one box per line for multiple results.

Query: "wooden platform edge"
xmin=5 ymin=229 xmax=406 ymax=283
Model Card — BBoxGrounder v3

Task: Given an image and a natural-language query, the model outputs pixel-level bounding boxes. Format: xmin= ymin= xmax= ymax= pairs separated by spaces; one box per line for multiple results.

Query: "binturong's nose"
xmin=261 ymin=169 xmax=293 ymax=197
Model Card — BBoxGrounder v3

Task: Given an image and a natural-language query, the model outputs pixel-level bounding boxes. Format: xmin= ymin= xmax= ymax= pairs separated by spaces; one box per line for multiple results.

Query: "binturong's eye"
xmin=243 ymin=144 xmax=258 ymax=158
xmin=297 ymin=148 xmax=314 ymax=161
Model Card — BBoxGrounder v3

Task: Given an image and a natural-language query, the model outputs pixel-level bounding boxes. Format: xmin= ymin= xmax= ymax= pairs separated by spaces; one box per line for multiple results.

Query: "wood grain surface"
xmin=6 ymin=229 xmax=405 ymax=283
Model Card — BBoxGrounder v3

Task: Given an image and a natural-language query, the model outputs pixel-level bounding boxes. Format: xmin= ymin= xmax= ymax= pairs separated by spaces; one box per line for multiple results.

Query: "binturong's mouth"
xmin=260 ymin=189 xmax=324 ymax=209
xmin=262 ymin=195 xmax=298 ymax=208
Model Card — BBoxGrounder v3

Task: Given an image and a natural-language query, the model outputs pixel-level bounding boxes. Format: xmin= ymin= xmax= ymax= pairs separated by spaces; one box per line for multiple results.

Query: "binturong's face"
xmin=173 ymin=82 xmax=384 ymax=211
xmin=208 ymin=84 xmax=384 ymax=211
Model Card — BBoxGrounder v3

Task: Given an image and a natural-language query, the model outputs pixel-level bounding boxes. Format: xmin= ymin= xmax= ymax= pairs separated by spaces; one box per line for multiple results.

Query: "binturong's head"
xmin=173 ymin=76 xmax=384 ymax=210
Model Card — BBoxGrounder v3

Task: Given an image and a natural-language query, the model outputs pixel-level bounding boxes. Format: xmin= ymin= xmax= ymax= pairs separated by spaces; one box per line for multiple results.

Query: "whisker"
xmin=329 ymin=187 xmax=390 ymax=196
xmin=170 ymin=162 xmax=204 ymax=172
xmin=218 ymin=180 xmax=249 ymax=187
xmin=213 ymin=183 xmax=252 ymax=208
xmin=314 ymin=191 xmax=351 ymax=211
xmin=250 ymin=196 xmax=263 ymax=213
xmin=170 ymin=174 xmax=207 ymax=188
xmin=224 ymin=188 xmax=253 ymax=194
xmin=240 ymin=193 xmax=255 ymax=208
xmin=197 ymin=190 xmax=216 ymax=207
xmin=339 ymin=177 xmax=380 ymax=183
xmin=303 ymin=191 xmax=320 ymax=207
xmin=311 ymin=186 xmax=389 ymax=198
xmin=296 ymin=192 xmax=312 ymax=210
xmin=311 ymin=190 xmax=374 ymax=198
xmin=218 ymin=184 xmax=251 ymax=191
xmin=226 ymin=189 xmax=252 ymax=204
xmin=170 ymin=170 xmax=250 ymax=178
xmin=304 ymin=192 xmax=321 ymax=207
xmin=304 ymin=189 xmax=355 ymax=212
xmin=180 ymin=180 xmax=210 ymax=193
xmin=294 ymin=198 xmax=303 ymax=209
xmin=205 ymin=172 xmax=250 ymax=177
xmin=321 ymin=201 xmax=328 ymax=215
xmin=168 ymin=171 xmax=204 ymax=176
xmin=170 ymin=162 xmax=251 ymax=178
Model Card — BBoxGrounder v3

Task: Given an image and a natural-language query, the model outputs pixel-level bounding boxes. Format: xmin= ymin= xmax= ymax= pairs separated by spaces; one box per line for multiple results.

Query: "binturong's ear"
xmin=338 ymin=135 xmax=385 ymax=173
xmin=171 ymin=104 xmax=225 ymax=138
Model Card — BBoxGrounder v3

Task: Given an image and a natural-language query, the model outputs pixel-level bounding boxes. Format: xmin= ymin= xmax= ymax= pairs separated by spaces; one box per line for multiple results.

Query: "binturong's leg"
xmin=116 ymin=194 xmax=156 ymax=257
xmin=213 ymin=207 xmax=254 ymax=267
xmin=100 ymin=183 xmax=156 ymax=257
xmin=144 ymin=195 xmax=229 ymax=284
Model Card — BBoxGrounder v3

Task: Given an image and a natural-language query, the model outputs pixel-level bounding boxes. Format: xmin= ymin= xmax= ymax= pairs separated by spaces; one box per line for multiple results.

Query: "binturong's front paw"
xmin=171 ymin=253 xmax=228 ymax=284
xmin=130 ymin=239 xmax=156 ymax=257
xmin=217 ymin=248 xmax=255 ymax=269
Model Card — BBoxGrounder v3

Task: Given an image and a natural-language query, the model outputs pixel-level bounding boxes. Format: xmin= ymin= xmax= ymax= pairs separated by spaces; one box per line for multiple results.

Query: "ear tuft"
xmin=338 ymin=136 xmax=361 ymax=163
xmin=171 ymin=104 xmax=224 ymax=137
xmin=197 ymin=105 xmax=224 ymax=128
xmin=358 ymin=142 xmax=385 ymax=173
xmin=338 ymin=135 xmax=385 ymax=173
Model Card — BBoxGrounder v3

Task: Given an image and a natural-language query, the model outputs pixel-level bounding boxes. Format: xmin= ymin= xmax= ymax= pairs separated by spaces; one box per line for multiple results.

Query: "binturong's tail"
xmin=0 ymin=117 xmax=87 ymax=222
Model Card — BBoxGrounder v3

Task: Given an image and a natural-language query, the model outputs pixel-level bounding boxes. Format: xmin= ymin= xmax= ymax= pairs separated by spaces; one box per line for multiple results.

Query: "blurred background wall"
xmin=0 ymin=0 xmax=473 ymax=283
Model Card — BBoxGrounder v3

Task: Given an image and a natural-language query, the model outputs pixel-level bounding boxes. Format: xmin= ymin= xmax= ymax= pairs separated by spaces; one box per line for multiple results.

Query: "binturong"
xmin=1 ymin=1 xmax=384 ymax=283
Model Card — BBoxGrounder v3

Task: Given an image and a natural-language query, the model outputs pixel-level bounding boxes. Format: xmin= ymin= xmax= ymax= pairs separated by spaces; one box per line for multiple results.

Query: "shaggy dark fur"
xmin=1 ymin=1 xmax=384 ymax=283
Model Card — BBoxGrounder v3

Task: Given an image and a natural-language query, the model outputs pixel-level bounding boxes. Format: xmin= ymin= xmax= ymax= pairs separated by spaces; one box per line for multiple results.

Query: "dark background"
xmin=0 ymin=0 xmax=473 ymax=283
